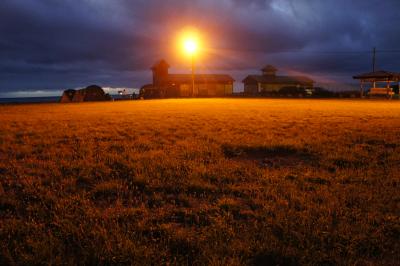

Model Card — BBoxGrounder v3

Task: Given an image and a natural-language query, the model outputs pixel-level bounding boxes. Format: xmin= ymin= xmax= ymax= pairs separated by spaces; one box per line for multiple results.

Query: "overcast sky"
xmin=1 ymin=0 xmax=400 ymax=96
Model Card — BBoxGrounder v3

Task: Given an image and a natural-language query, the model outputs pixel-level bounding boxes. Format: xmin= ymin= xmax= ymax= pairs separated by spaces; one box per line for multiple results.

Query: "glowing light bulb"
xmin=184 ymin=38 xmax=198 ymax=55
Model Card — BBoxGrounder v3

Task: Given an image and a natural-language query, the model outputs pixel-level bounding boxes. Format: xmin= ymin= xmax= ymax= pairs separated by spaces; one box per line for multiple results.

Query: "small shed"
xmin=353 ymin=71 xmax=400 ymax=98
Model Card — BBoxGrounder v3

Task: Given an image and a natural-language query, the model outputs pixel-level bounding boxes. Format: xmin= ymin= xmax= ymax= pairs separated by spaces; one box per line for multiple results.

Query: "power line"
xmin=273 ymin=49 xmax=400 ymax=54
xmin=375 ymin=50 xmax=400 ymax=53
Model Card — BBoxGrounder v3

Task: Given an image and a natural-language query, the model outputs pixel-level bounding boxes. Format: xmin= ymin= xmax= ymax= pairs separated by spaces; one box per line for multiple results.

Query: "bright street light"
xmin=184 ymin=38 xmax=198 ymax=55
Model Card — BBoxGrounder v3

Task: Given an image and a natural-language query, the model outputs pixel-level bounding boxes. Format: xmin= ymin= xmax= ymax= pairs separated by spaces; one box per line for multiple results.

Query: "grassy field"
xmin=0 ymin=99 xmax=399 ymax=265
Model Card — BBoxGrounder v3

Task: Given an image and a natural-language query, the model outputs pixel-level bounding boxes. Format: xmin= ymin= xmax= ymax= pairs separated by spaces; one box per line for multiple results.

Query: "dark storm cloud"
xmin=1 ymin=0 xmax=400 ymax=94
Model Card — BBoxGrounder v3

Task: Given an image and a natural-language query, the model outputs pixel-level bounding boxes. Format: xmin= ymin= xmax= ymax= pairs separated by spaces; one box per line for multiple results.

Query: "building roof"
xmin=243 ymin=75 xmax=314 ymax=85
xmin=161 ymin=74 xmax=234 ymax=84
xmin=151 ymin=59 xmax=170 ymax=70
xmin=353 ymin=70 xmax=400 ymax=81
xmin=261 ymin=65 xmax=277 ymax=72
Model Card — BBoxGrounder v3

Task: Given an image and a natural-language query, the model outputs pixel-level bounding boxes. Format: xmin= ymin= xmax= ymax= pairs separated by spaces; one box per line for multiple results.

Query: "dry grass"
xmin=0 ymin=99 xmax=399 ymax=265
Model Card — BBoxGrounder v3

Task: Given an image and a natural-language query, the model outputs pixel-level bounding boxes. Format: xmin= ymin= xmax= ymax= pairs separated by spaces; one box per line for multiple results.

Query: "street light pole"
xmin=191 ymin=55 xmax=195 ymax=97
xmin=182 ymin=34 xmax=198 ymax=97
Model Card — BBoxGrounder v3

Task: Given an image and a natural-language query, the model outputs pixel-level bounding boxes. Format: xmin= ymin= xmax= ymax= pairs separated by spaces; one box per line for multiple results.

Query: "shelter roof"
xmin=353 ymin=70 xmax=400 ymax=81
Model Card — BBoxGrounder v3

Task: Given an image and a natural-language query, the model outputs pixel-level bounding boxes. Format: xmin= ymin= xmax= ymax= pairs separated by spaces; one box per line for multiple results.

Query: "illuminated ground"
xmin=0 ymin=99 xmax=399 ymax=265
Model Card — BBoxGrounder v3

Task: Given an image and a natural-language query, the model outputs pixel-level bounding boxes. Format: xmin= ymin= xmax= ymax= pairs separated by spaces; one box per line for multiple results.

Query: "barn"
xmin=140 ymin=60 xmax=235 ymax=99
xmin=60 ymin=85 xmax=111 ymax=103
xmin=243 ymin=65 xmax=314 ymax=95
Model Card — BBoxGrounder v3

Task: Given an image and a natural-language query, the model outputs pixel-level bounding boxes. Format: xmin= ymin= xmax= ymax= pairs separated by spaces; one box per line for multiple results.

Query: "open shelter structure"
xmin=353 ymin=71 xmax=400 ymax=98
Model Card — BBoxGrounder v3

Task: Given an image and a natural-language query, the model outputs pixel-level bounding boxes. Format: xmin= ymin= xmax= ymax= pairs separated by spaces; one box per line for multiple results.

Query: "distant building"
xmin=243 ymin=65 xmax=314 ymax=95
xmin=140 ymin=60 xmax=235 ymax=98
xmin=117 ymin=89 xmax=132 ymax=99
xmin=60 ymin=85 xmax=111 ymax=103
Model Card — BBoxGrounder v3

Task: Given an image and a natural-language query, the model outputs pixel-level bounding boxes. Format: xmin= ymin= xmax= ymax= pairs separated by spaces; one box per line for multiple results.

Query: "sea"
xmin=0 ymin=96 xmax=60 ymax=104
xmin=0 ymin=95 xmax=129 ymax=104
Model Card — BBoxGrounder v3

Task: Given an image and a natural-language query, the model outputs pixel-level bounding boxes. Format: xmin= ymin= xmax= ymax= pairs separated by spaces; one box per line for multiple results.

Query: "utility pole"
xmin=372 ymin=47 xmax=376 ymax=72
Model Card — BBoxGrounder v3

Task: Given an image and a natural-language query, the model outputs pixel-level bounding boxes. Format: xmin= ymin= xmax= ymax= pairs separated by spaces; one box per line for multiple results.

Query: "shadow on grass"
xmin=222 ymin=144 xmax=317 ymax=168
xmin=250 ymin=251 xmax=299 ymax=266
